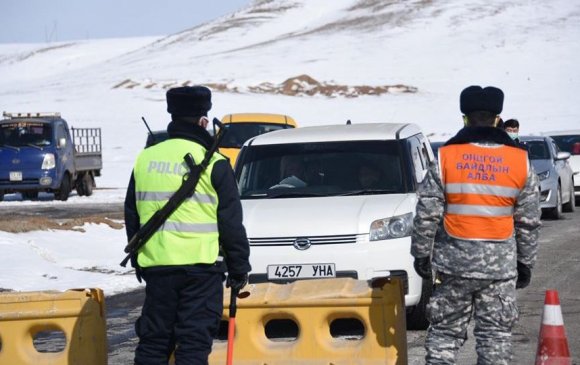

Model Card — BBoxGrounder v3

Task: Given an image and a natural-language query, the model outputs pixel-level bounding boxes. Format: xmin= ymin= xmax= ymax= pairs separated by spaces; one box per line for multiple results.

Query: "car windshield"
xmin=219 ymin=123 xmax=293 ymax=149
xmin=551 ymin=135 xmax=580 ymax=155
xmin=523 ymin=140 xmax=550 ymax=160
xmin=0 ymin=121 xmax=53 ymax=147
xmin=237 ymin=140 xmax=409 ymax=199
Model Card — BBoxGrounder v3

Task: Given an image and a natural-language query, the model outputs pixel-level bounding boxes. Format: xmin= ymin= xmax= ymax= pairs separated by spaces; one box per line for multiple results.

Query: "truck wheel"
xmin=76 ymin=174 xmax=86 ymax=196
xmin=76 ymin=173 xmax=94 ymax=197
xmin=406 ymin=278 xmax=432 ymax=330
xmin=55 ymin=174 xmax=71 ymax=201
xmin=22 ymin=191 xmax=39 ymax=200
xmin=83 ymin=174 xmax=94 ymax=196
xmin=75 ymin=178 xmax=84 ymax=196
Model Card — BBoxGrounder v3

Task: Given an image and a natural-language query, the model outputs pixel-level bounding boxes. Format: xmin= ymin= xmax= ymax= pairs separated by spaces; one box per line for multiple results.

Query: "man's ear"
xmin=493 ymin=115 xmax=500 ymax=127
xmin=199 ymin=116 xmax=209 ymax=128
xmin=462 ymin=115 xmax=468 ymax=126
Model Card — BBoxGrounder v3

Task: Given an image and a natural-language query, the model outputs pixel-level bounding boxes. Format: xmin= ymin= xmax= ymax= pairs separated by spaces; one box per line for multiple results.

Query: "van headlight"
xmin=370 ymin=213 xmax=413 ymax=241
xmin=42 ymin=153 xmax=55 ymax=169
xmin=537 ymin=170 xmax=549 ymax=181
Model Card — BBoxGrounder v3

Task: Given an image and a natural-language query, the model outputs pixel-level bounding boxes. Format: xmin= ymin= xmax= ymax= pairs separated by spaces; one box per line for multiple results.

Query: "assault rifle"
xmin=120 ymin=118 xmax=227 ymax=267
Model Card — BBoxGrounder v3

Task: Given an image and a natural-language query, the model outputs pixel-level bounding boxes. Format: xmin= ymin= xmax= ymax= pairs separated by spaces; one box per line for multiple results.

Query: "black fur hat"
xmin=460 ymin=85 xmax=504 ymax=114
xmin=166 ymin=86 xmax=212 ymax=117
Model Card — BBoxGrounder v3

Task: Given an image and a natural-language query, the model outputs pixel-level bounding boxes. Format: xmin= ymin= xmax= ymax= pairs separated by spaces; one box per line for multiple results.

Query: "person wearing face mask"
xmin=503 ymin=119 xmax=526 ymax=149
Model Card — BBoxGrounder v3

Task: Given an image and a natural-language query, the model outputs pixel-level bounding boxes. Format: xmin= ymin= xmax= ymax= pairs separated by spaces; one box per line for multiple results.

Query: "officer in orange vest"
xmin=411 ymin=86 xmax=541 ymax=365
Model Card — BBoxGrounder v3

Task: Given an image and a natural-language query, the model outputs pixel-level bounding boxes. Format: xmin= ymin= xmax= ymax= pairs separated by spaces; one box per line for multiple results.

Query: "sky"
xmin=0 ymin=0 xmax=579 ymax=295
xmin=1 ymin=0 xmax=251 ymax=44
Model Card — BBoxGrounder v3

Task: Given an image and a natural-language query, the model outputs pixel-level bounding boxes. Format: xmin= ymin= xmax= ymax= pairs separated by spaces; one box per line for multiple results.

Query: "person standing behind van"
xmin=503 ymin=118 xmax=526 ymax=149
xmin=124 ymin=86 xmax=251 ymax=365
xmin=411 ymin=86 xmax=541 ymax=364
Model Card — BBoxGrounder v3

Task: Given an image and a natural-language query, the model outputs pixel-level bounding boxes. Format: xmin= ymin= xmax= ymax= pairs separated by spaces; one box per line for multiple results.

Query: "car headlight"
xmin=370 ymin=213 xmax=413 ymax=241
xmin=42 ymin=153 xmax=55 ymax=169
xmin=537 ymin=170 xmax=550 ymax=181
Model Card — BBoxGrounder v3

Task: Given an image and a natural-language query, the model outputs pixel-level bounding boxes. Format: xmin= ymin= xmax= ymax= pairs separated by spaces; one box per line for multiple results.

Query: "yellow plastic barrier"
xmin=208 ymin=277 xmax=407 ymax=365
xmin=0 ymin=288 xmax=107 ymax=365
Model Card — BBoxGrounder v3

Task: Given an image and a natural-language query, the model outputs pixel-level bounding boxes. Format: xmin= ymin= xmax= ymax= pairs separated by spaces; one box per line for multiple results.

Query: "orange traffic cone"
xmin=535 ymin=290 xmax=571 ymax=365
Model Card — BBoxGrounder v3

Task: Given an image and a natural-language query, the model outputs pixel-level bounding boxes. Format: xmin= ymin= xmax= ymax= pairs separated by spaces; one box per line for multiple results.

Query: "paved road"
xmin=408 ymin=208 xmax=580 ymax=364
xmin=3 ymin=201 xmax=577 ymax=363
xmin=105 ymin=208 xmax=579 ymax=364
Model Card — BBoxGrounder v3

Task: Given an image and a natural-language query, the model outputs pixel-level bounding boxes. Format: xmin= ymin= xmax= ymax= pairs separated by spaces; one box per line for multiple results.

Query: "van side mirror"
xmin=555 ymin=151 xmax=571 ymax=161
xmin=57 ymin=137 xmax=67 ymax=148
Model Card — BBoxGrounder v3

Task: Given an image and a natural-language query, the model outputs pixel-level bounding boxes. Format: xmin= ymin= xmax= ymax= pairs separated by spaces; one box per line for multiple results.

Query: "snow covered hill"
xmin=0 ymin=0 xmax=578 ymax=186
xmin=0 ymin=0 xmax=579 ymax=294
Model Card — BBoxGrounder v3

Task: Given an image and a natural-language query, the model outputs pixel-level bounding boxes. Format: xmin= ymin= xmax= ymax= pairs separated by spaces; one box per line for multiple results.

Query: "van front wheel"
xmin=55 ymin=174 xmax=71 ymax=201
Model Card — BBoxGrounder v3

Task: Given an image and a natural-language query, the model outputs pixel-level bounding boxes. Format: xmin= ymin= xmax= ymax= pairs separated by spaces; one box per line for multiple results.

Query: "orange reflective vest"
xmin=439 ymin=143 xmax=528 ymax=241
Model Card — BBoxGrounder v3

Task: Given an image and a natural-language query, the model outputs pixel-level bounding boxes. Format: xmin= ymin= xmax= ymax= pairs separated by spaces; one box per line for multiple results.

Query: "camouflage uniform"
xmin=411 ymin=128 xmax=541 ymax=365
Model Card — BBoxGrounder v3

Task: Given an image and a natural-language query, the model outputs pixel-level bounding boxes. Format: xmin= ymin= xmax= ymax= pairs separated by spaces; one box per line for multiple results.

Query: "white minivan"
xmin=235 ymin=123 xmax=435 ymax=329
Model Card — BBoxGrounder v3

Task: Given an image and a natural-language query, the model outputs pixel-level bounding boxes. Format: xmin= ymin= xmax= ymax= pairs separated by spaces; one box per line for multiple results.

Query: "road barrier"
xmin=0 ymin=288 xmax=107 ymax=365
xmin=207 ymin=277 xmax=407 ymax=365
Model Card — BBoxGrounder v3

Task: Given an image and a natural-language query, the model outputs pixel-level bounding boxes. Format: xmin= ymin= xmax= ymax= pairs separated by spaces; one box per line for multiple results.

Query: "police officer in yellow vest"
xmin=411 ymin=86 xmax=541 ymax=364
xmin=124 ymin=86 xmax=251 ymax=365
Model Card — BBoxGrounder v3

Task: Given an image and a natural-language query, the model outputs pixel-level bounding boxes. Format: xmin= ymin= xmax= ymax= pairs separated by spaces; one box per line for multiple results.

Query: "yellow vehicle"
xmin=217 ymin=113 xmax=297 ymax=167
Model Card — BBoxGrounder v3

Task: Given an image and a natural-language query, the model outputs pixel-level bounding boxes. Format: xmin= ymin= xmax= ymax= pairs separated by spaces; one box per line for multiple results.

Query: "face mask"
xmin=507 ymin=132 xmax=519 ymax=140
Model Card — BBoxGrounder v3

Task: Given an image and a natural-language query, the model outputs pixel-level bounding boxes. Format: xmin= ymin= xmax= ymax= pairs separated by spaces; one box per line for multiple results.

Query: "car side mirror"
xmin=555 ymin=151 xmax=571 ymax=161
xmin=57 ymin=137 xmax=66 ymax=148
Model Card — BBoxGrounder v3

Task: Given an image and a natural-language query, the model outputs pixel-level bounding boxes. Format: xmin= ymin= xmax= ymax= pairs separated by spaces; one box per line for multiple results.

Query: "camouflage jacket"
xmin=411 ymin=127 xmax=541 ymax=279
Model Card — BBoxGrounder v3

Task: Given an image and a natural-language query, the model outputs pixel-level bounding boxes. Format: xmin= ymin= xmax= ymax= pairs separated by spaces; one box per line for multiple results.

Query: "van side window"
xmin=422 ymin=143 xmax=433 ymax=163
xmin=416 ymin=134 xmax=435 ymax=163
xmin=408 ymin=136 xmax=428 ymax=183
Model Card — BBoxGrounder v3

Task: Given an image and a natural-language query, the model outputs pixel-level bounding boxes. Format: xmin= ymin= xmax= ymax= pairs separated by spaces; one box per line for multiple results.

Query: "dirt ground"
xmin=0 ymin=215 xmax=123 ymax=233
xmin=0 ymin=202 xmax=124 ymax=233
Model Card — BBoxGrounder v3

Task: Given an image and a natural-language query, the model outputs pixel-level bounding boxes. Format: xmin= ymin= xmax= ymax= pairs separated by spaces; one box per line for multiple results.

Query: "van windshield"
xmin=0 ymin=122 xmax=53 ymax=147
xmin=237 ymin=140 xmax=409 ymax=198
xmin=219 ymin=123 xmax=293 ymax=149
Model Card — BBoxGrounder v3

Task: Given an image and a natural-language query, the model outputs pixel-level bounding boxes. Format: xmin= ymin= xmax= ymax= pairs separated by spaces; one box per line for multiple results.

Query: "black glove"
xmin=516 ymin=261 xmax=532 ymax=289
xmin=226 ymin=273 xmax=248 ymax=291
xmin=413 ymin=257 xmax=432 ymax=280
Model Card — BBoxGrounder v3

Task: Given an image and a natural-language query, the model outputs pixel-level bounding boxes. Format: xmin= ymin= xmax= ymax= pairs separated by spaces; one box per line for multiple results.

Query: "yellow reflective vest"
xmin=133 ymin=138 xmax=225 ymax=268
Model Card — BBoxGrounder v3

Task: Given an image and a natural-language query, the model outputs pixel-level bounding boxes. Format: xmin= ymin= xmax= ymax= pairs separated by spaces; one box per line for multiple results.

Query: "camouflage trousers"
xmin=425 ymin=274 xmax=518 ymax=365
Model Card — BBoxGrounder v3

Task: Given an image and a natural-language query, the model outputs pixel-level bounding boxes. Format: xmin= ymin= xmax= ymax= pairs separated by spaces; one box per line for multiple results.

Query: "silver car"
xmin=520 ymin=136 xmax=576 ymax=219
xmin=544 ymin=129 xmax=580 ymax=199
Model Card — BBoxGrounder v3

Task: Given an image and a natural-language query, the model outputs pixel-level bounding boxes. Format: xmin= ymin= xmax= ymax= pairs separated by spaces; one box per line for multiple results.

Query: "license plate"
xmin=10 ymin=171 xmax=22 ymax=181
xmin=267 ymin=263 xmax=336 ymax=280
